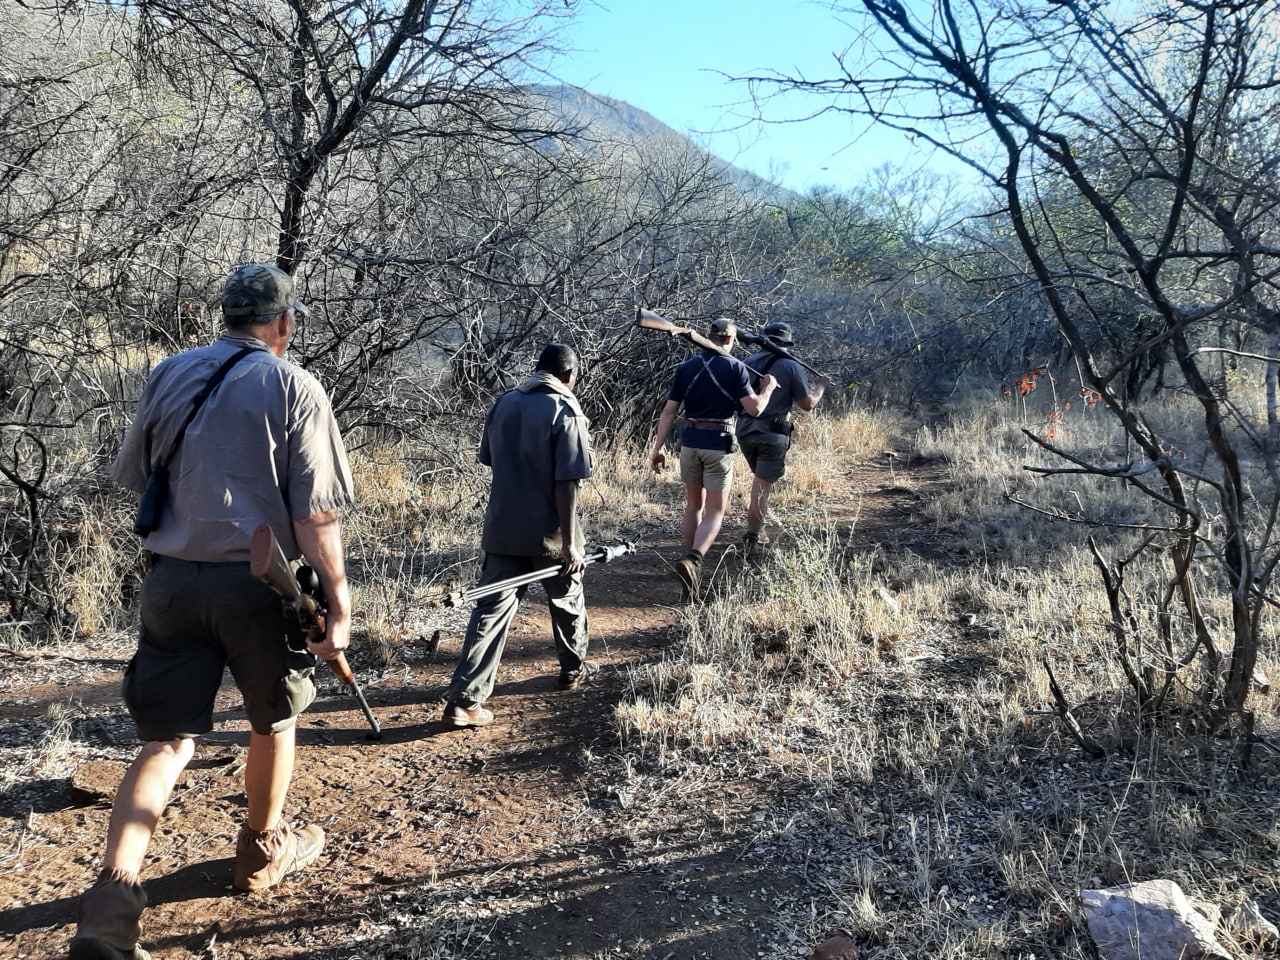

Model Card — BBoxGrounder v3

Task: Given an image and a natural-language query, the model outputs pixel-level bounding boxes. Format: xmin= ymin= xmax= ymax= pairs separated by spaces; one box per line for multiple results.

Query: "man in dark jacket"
xmin=736 ymin=321 xmax=830 ymax=556
xmin=442 ymin=343 xmax=594 ymax=727
xmin=649 ymin=319 xmax=776 ymax=596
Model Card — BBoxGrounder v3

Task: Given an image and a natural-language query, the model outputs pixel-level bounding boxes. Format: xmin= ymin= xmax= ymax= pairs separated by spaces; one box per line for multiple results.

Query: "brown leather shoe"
xmin=233 ymin=822 xmax=325 ymax=892
xmin=442 ymin=699 xmax=494 ymax=727
xmin=557 ymin=660 xmax=598 ymax=690
xmin=68 ymin=869 xmax=150 ymax=960
xmin=674 ymin=557 xmax=700 ymax=599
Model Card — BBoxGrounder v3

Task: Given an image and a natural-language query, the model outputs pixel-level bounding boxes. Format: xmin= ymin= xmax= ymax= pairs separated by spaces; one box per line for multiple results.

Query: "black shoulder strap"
xmin=162 ymin=346 xmax=255 ymax=468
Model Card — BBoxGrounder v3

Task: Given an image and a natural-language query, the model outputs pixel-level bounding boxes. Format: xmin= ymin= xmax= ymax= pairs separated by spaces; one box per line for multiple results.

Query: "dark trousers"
xmin=446 ymin=553 xmax=589 ymax=704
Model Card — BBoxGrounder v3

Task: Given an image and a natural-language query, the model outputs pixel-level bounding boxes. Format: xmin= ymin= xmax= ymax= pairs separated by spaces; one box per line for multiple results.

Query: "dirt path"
xmin=0 ymin=454 xmax=945 ymax=960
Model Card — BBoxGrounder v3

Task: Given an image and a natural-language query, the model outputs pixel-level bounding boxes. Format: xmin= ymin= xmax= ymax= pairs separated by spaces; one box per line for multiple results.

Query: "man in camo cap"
xmin=68 ymin=264 xmax=354 ymax=960
xmin=649 ymin=318 xmax=776 ymax=598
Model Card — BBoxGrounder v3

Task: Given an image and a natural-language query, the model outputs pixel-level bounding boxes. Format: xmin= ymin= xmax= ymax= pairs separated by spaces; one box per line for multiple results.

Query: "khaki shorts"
xmin=123 ymin=557 xmax=317 ymax=740
xmin=739 ymin=432 xmax=791 ymax=483
xmin=680 ymin=444 xmax=735 ymax=492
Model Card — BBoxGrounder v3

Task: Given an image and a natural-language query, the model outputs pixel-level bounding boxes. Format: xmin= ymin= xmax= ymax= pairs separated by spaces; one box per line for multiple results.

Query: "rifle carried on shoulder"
xmin=437 ymin=541 xmax=636 ymax=608
xmin=737 ymin=330 xmax=827 ymax=380
xmin=250 ymin=523 xmax=382 ymax=739
xmin=636 ymin=308 xmax=765 ymax=377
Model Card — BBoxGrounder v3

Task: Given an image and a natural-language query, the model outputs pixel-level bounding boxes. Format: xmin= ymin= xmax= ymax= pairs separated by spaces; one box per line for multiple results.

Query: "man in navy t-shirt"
xmin=649 ymin=318 xmax=776 ymax=597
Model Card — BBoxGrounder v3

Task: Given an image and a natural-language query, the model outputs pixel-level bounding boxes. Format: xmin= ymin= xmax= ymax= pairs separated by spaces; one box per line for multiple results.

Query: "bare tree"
xmin=744 ymin=0 xmax=1280 ymax=736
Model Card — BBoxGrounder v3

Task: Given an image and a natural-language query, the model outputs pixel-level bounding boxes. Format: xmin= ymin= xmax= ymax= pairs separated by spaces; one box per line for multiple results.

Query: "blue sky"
xmin=550 ymin=0 xmax=951 ymax=194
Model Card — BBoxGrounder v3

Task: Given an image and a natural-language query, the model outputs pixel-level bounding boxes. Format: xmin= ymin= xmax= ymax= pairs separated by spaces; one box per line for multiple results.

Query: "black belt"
xmin=686 ymin=419 xmax=732 ymax=430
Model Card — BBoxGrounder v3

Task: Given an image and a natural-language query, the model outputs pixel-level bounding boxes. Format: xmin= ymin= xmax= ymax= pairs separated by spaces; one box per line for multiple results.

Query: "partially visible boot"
xmin=67 ymin=868 xmax=150 ymax=960
xmin=557 ymin=660 xmax=599 ymax=690
xmin=233 ymin=822 xmax=325 ymax=892
xmin=742 ymin=532 xmax=768 ymax=559
xmin=674 ymin=555 xmax=701 ymax=600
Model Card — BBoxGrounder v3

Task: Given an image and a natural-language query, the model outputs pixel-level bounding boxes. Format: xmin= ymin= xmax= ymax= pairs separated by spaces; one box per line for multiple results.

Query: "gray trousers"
xmin=446 ymin=553 xmax=589 ymax=704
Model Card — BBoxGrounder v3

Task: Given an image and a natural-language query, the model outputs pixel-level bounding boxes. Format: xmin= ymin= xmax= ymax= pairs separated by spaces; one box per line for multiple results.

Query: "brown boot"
xmin=67 ymin=868 xmax=150 ymax=960
xmin=233 ymin=822 xmax=325 ymax=892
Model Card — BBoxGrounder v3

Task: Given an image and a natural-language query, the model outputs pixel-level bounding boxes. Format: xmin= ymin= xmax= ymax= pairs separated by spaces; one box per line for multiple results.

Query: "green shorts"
xmin=123 ymin=557 xmax=317 ymax=740
xmin=680 ymin=444 xmax=735 ymax=492
xmin=739 ymin=432 xmax=792 ymax=483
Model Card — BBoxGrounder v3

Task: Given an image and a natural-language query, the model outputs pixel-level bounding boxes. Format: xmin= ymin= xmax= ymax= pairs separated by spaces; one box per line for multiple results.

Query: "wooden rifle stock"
xmin=636 ymin=307 xmax=765 ymax=377
xmin=250 ymin=524 xmax=382 ymax=738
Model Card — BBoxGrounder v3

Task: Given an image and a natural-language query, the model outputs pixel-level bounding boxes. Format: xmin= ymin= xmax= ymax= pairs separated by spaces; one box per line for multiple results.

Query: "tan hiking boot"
xmin=442 ymin=699 xmax=495 ymax=727
xmin=674 ymin=557 xmax=701 ymax=600
xmin=233 ymin=822 xmax=325 ymax=892
xmin=68 ymin=869 xmax=150 ymax=960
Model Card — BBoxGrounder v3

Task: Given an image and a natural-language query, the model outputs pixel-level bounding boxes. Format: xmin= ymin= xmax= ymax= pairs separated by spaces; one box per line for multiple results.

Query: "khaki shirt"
xmin=479 ymin=372 xmax=592 ymax=557
xmin=112 ymin=333 xmax=354 ymax=561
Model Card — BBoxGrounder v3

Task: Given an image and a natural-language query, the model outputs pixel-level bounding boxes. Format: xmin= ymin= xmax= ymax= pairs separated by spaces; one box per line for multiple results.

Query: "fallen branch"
xmin=1044 ymin=659 xmax=1106 ymax=758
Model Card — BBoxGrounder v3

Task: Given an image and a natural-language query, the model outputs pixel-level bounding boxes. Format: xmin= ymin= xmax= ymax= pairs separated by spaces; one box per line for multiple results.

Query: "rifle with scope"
xmin=736 ymin=330 xmax=827 ymax=380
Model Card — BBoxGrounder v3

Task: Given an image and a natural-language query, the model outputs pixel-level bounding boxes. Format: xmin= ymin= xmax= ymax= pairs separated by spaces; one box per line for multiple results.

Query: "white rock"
xmin=1224 ymin=899 xmax=1279 ymax=944
xmin=1080 ymin=879 xmax=1230 ymax=960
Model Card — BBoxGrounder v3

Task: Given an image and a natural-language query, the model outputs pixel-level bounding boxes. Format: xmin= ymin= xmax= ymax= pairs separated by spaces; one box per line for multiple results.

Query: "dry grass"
xmin=613 ymin=398 xmax=1280 ymax=959
xmin=51 ymin=508 xmax=139 ymax=639
xmin=776 ymin=404 xmax=898 ymax=501
xmin=347 ymin=444 xmax=489 ymax=553
xmin=581 ymin=443 xmax=673 ymax=536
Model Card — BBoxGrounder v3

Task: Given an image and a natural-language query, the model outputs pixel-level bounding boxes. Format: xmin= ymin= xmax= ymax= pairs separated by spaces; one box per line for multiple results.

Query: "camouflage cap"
xmin=708 ymin=317 xmax=736 ymax=339
xmin=221 ymin=264 xmax=307 ymax=322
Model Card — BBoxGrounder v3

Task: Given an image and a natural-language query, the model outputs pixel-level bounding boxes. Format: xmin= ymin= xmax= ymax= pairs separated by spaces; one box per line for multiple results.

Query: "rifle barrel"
xmin=345 ymin=674 xmax=383 ymax=738
xmin=744 ymin=332 xmax=826 ymax=379
xmin=444 ymin=543 xmax=634 ymax=608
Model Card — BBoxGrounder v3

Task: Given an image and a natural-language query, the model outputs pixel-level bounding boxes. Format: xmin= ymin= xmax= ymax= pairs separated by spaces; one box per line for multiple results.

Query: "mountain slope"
xmin=528 ymin=82 xmax=795 ymax=202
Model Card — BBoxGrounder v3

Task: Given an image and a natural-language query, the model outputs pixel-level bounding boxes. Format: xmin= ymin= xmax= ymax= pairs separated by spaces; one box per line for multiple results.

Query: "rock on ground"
xmin=1224 ymin=899 xmax=1280 ymax=945
xmin=1081 ymin=879 xmax=1230 ymax=960
xmin=813 ymin=936 xmax=859 ymax=960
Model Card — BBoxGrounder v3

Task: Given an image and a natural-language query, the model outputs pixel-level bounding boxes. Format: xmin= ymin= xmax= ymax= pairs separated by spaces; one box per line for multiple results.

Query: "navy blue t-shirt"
xmin=666 ymin=350 xmax=752 ymax=420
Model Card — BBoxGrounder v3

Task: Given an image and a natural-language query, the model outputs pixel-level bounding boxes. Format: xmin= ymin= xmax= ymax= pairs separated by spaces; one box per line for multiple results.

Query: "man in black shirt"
xmin=736 ymin=321 xmax=830 ymax=557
